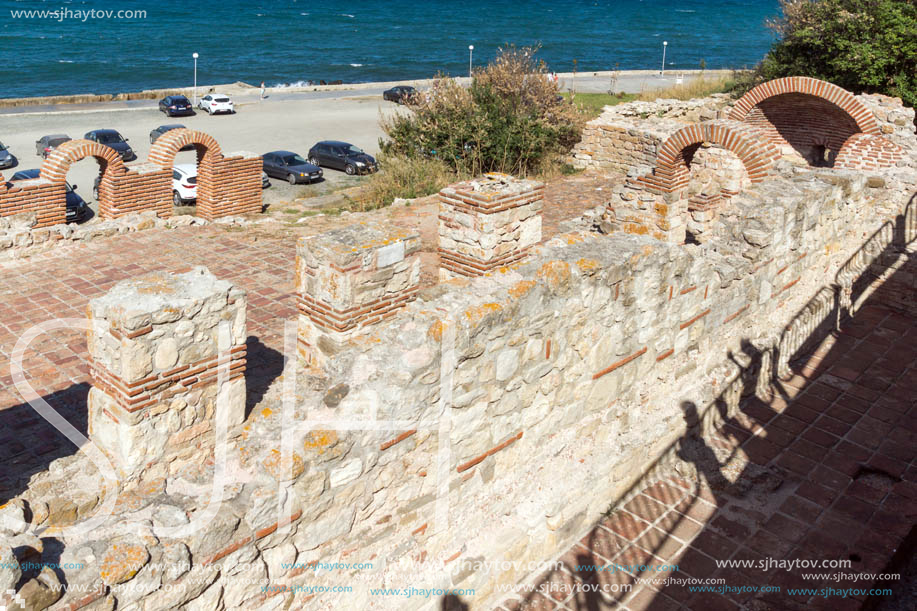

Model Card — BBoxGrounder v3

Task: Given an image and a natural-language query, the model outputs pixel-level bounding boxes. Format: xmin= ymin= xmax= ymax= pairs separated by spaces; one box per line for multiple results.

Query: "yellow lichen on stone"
xmin=304 ymin=430 xmax=339 ymax=455
xmin=100 ymin=542 xmax=149 ymax=585
xmin=464 ymin=303 xmax=502 ymax=327
xmin=428 ymin=319 xmax=446 ymax=341
xmin=262 ymin=448 xmax=305 ymax=480
xmin=508 ymin=280 xmax=536 ymax=300
xmin=576 ymin=258 xmax=600 ymax=273
xmin=537 ymin=261 xmax=571 ymax=290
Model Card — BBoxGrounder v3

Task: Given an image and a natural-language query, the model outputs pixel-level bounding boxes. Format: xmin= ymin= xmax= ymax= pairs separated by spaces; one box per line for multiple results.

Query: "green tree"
xmin=758 ymin=0 xmax=917 ymax=107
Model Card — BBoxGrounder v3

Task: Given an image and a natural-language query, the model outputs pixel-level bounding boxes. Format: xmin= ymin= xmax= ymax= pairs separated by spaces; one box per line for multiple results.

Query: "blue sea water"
xmin=0 ymin=0 xmax=779 ymax=99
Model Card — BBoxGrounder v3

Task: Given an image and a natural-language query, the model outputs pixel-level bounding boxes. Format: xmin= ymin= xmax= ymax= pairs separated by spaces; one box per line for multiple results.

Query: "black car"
xmin=307 ymin=141 xmax=377 ymax=175
xmin=158 ymin=95 xmax=194 ymax=117
xmin=382 ymin=85 xmax=418 ymax=104
xmin=10 ymin=169 xmax=89 ymax=223
xmin=35 ymin=134 xmax=71 ymax=159
xmin=0 ymin=140 xmax=15 ymax=169
xmin=149 ymin=124 xmax=194 ymax=150
xmin=263 ymin=151 xmax=323 ymax=185
xmin=84 ymin=129 xmax=135 ymax=161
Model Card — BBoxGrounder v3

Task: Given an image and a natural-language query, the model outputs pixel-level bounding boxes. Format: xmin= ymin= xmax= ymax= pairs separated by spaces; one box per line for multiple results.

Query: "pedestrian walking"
xmin=260 ymin=81 xmax=266 ymax=100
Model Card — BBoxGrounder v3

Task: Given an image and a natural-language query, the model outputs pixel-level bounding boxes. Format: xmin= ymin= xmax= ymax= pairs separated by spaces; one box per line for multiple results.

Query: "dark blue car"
xmin=10 ymin=169 xmax=90 ymax=223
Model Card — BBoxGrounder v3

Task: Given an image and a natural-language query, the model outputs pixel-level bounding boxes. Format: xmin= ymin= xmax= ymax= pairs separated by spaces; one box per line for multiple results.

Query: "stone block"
xmin=296 ymin=222 xmax=421 ymax=366
xmin=87 ymin=266 xmax=247 ymax=478
xmin=438 ymin=173 xmax=544 ymax=280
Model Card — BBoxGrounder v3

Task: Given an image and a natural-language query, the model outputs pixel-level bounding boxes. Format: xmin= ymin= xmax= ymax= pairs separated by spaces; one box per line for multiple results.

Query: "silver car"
xmin=0 ymin=140 xmax=14 ymax=169
xmin=35 ymin=134 xmax=71 ymax=158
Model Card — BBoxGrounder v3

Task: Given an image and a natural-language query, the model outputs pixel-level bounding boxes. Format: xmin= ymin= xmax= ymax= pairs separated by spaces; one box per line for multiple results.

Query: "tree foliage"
xmin=379 ymin=47 xmax=585 ymax=176
xmin=757 ymin=0 xmax=917 ymax=107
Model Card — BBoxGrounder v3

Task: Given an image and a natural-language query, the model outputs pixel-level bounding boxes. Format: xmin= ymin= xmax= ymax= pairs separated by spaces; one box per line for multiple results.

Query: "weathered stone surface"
xmin=99 ymin=539 xmax=150 ymax=585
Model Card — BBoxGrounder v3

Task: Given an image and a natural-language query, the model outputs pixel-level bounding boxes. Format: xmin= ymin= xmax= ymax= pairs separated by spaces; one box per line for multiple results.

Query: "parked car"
xmin=382 ymin=85 xmax=417 ymax=104
xmin=172 ymin=163 xmax=197 ymax=205
xmin=10 ymin=169 xmax=89 ymax=223
xmin=149 ymin=124 xmax=194 ymax=150
xmin=262 ymin=151 xmax=323 ymax=185
xmin=262 ymin=171 xmax=271 ymax=189
xmin=158 ymin=95 xmax=194 ymax=116
xmin=84 ymin=129 xmax=135 ymax=161
xmin=35 ymin=134 xmax=71 ymax=158
xmin=197 ymin=94 xmax=234 ymax=115
xmin=307 ymin=141 xmax=377 ymax=175
xmin=0 ymin=141 xmax=15 ymax=169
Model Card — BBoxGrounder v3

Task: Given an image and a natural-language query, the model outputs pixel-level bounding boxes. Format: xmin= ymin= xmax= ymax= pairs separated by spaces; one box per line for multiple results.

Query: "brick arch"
xmin=729 ymin=77 xmax=880 ymax=165
xmin=148 ymin=129 xmax=224 ymax=215
xmin=40 ymin=139 xmax=127 ymax=219
xmin=645 ymin=121 xmax=780 ymax=193
xmin=730 ymin=77 xmax=880 ymax=135
xmin=40 ymin=139 xmax=127 ymax=183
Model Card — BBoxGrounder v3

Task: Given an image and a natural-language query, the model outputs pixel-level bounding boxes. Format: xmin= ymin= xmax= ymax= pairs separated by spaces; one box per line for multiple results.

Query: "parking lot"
xmin=0 ymin=93 xmax=398 ymax=216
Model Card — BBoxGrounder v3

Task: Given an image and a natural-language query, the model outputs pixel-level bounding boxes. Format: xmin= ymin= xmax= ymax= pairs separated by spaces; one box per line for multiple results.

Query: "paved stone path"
xmin=0 ymin=174 xmax=612 ymax=501
xmin=496 ymin=304 xmax=916 ymax=610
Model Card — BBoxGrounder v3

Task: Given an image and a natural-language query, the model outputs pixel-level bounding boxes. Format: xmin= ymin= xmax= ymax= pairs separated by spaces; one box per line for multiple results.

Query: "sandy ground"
xmin=0 ymin=94 xmax=402 ymax=215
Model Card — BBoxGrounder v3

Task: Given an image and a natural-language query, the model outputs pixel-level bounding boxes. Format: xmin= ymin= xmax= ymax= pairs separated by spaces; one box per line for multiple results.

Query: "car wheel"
xmin=287 ymin=174 xmax=298 ymax=185
xmin=173 ymin=191 xmax=182 ymax=206
xmin=207 ymin=106 xmax=213 ymax=115
xmin=309 ymin=156 xmax=319 ymax=166
xmin=345 ymin=164 xmax=356 ymax=176
xmin=150 ymin=135 xmax=155 ymax=144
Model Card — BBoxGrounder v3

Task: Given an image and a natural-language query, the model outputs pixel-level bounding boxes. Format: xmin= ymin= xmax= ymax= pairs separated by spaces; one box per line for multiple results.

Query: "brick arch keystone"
xmin=646 ymin=120 xmax=780 ymax=193
xmin=729 ymin=77 xmax=880 ymax=136
xmin=148 ymin=128 xmax=225 ymax=215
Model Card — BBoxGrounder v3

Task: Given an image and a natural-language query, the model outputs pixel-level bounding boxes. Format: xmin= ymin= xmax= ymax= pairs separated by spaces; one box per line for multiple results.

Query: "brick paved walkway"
xmin=497 ymin=304 xmax=916 ymax=610
xmin=0 ymin=174 xmax=614 ymax=501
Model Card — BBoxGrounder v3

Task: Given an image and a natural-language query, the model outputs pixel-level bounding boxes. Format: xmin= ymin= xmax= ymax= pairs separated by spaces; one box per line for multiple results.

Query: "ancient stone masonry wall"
xmin=87 ymin=267 xmax=247 ymax=477
xmin=10 ymin=162 xmax=915 ymax=611
xmin=296 ymin=222 xmax=422 ymax=366
xmin=0 ymin=128 xmax=262 ymax=228
xmin=438 ymin=174 xmax=543 ymax=279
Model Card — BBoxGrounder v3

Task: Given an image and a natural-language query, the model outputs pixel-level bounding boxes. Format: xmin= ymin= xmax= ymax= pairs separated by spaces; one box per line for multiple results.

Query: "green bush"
xmin=364 ymin=152 xmax=460 ymax=204
xmin=380 ymin=46 xmax=586 ymax=177
xmin=755 ymin=0 xmax=917 ymax=108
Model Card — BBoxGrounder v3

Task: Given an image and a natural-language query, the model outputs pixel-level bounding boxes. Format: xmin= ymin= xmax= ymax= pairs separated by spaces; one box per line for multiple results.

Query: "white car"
xmin=172 ymin=164 xmax=197 ymax=205
xmin=198 ymin=94 xmax=234 ymax=115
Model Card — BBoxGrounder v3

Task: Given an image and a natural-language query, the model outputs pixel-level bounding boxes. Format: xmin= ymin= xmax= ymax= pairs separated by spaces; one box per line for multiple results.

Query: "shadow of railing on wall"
xmin=483 ymin=193 xmax=915 ymax=611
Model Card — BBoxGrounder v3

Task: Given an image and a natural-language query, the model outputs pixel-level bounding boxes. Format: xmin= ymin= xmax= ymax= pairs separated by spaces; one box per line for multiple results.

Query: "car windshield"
xmin=173 ymin=97 xmax=189 ymax=104
xmin=96 ymin=132 xmax=123 ymax=144
xmin=345 ymin=145 xmax=364 ymax=154
xmin=65 ymin=183 xmax=74 ymax=193
xmin=12 ymin=170 xmax=39 ymax=181
xmin=214 ymin=97 xmax=230 ymax=103
xmin=0 ymin=141 xmax=6 ymax=150
xmin=49 ymin=137 xmax=69 ymax=147
xmin=282 ymin=154 xmax=308 ymax=165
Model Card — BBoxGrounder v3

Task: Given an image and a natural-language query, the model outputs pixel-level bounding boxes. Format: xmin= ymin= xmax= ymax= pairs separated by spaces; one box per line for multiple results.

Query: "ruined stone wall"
xmin=11 ymin=160 xmax=915 ymax=611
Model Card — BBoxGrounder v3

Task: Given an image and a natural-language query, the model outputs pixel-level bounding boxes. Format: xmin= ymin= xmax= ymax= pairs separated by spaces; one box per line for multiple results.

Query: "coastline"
xmin=0 ymin=69 xmax=735 ymax=110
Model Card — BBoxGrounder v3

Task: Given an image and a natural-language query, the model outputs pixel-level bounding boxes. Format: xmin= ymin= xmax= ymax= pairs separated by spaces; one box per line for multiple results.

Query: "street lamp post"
xmin=661 ymin=41 xmax=667 ymax=77
xmin=468 ymin=45 xmax=474 ymax=78
xmin=192 ymin=52 xmax=199 ymax=105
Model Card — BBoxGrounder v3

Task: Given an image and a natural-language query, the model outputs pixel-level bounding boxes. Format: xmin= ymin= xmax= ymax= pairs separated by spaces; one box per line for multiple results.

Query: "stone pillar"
xmin=87 ymin=266 xmax=247 ymax=476
xmin=438 ymin=173 xmax=543 ymax=280
xmin=296 ymin=223 xmax=421 ymax=366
